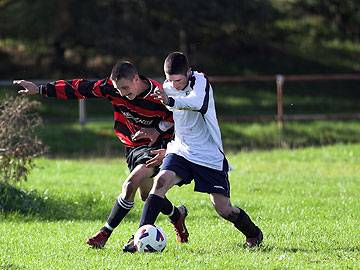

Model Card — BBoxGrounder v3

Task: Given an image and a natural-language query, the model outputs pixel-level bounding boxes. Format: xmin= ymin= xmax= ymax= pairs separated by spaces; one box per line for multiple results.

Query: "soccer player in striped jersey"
xmin=13 ymin=61 xmax=189 ymax=250
xmin=136 ymin=52 xmax=263 ymax=249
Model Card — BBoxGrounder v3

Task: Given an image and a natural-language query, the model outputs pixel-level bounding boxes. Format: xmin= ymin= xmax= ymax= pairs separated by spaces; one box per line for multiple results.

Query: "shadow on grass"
xmin=257 ymin=245 xmax=360 ymax=253
xmin=0 ymin=183 xmax=139 ymax=221
xmin=37 ymin=122 xmax=124 ymax=158
xmin=39 ymin=119 xmax=360 ymax=156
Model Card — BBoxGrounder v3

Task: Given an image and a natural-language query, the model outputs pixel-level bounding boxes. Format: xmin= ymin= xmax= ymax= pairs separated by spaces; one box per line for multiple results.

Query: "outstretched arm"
xmin=14 ymin=78 xmax=116 ymax=100
xmin=13 ymin=80 xmax=39 ymax=95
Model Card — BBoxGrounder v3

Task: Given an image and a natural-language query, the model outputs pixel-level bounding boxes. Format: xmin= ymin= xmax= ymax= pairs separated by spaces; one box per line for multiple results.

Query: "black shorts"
xmin=125 ymin=142 xmax=167 ymax=177
xmin=161 ymin=153 xmax=230 ymax=197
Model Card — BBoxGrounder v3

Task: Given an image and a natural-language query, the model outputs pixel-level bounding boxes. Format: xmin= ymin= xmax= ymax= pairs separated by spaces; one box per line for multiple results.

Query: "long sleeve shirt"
xmin=163 ymin=71 xmax=226 ymax=171
xmin=39 ymin=76 xmax=174 ymax=148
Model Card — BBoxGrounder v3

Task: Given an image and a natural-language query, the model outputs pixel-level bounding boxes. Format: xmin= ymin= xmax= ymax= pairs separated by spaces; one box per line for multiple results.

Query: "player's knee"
xmin=214 ymin=204 xmax=233 ymax=220
xmin=139 ymin=190 xmax=149 ymax=201
xmin=154 ymin=173 xmax=171 ymax=191
xmin=122 ymin=179 xmax=139 ymax=197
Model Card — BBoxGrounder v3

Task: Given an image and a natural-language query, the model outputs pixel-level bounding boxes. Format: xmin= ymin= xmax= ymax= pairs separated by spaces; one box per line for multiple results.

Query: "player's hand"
xmin=146 ymin=149 xmax=166 ymax=167
xmin=151 ymin=87 xmax=169 ymax=105
xmin=13 ymin=80 xmax=39 ymax=95
xmin=132 ymin=127 xmax=160 ymax=146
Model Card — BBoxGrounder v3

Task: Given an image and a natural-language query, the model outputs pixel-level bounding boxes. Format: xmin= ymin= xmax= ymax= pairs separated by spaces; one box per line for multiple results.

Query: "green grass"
xmin=37 ymin=121 xmax=123 ymax=157
xmin=221 ymin=120 xmax=360 ymax=151
xmin=34 ymin=120 xmax=360 ymax=156
xmin=1 ymin=144 xmax=359 ymax=269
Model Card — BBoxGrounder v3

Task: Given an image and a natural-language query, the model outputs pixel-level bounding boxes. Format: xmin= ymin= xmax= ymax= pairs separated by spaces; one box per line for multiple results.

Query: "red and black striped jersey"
xmin=39 ymin=76 xmax=174 ymax=148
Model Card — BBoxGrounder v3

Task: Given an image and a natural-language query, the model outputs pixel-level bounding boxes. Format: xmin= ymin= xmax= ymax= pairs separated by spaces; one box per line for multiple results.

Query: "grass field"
xmin=35 ymin=120 xmax=360 ymax=157
xmin=1 ymin=144 xmax=359 ymax=269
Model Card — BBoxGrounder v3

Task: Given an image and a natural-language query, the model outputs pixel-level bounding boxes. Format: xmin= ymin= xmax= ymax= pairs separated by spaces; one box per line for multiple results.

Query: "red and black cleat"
xmin=171 ymin=205 xmax=189 ymax=243
xmin=86 ymin=230 xmax=111 ymax=249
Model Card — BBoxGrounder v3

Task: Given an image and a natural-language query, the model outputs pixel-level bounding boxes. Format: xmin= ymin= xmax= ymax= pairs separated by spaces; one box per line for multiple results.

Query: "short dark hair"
xmin=110 ymin=61 xmax=138 ymax=81
xmin=164 ymin=52 xmax=189 ymax=75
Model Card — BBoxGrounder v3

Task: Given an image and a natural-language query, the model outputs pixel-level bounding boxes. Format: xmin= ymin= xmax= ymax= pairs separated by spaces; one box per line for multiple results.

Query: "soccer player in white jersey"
xmin=134 ymin=52 xmax=263 ymax=248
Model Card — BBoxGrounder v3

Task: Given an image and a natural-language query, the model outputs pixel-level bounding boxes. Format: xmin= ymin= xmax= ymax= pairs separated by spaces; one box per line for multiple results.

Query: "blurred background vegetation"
xmin=1 ymin=0 xmax=359 ymax=156
xmin=1 ymin=0 xmax=359 ymax=78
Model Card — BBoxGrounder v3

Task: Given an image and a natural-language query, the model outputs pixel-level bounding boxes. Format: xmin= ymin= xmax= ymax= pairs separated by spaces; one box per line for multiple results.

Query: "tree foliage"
xmin=0 ymin=0 xmax=359 ymax=77
xmin=291 ymin=0 xmax=360 ymax=41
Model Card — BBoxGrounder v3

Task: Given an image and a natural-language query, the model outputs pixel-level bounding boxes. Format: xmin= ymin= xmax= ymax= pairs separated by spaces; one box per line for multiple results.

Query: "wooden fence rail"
xmin=208 ymin=73 xmax=360 ymax=124
xmin=2 ymin=73 xmax=360 ymax=125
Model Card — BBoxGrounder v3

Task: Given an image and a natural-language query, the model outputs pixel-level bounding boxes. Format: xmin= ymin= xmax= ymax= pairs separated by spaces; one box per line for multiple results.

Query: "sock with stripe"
xmin=102 ymin=196 xmax=134 ymax=233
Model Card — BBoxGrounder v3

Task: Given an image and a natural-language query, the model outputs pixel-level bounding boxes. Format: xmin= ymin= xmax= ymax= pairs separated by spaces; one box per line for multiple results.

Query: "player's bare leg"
xmin=138 ymin=177 xmax=153 ymax=202
xmin=87 ymin=165 xmax=154 ymax=248
xmin=210 ymin=193 xmax=263 ymax=248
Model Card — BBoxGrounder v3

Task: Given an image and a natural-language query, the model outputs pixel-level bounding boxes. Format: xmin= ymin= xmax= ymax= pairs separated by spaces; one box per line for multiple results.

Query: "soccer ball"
xmin=134 ymin=224 xmax=167 ymax=252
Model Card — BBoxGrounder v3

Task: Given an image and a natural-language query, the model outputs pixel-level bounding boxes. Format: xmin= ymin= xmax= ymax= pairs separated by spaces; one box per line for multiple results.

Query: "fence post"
xmin=276 ymin=75 xmax=285 ymax=127
xmin=79 ymin=99 xmax=86 ymax=126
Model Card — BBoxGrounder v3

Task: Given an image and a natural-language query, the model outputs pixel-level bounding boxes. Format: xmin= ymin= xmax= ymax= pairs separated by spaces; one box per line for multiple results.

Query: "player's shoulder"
xmin=148 ymin=78 xmax=163 ymax=90
xmin=192 ymin=70 xmax=206 ymax=78
xmin=192 ymin=70 xmax=208 ymax=79
xmin=190 ymin=71 xmax=208 ymax=89
xmin=99 ymin=78 xmax=121 ymax=97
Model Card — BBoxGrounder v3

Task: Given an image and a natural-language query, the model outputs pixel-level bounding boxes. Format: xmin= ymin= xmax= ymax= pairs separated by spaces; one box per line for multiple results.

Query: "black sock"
xmin=161 ymin=196 xmax=180 ymax=223
xmin=104 ymin=196 xmax=134 ymax=231
xmin=139 ymin=194 xmax=164 ymax=227
xmin=161 ymin=196 xmax=173 ymax=215
xmin=169 ymin=207 xmax=180 ymax=223
xmin=233 ymin=208 xmax=260 ymax=238
xmin=101 ymin=226 xmax=113 ymax=234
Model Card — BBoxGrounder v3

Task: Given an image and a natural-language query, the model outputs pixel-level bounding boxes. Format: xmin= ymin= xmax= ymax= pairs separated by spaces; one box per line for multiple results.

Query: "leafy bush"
xmin=0 ymin=96 xmax=46 ymax=183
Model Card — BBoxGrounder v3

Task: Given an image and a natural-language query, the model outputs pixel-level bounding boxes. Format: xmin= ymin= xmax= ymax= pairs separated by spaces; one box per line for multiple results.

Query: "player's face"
xmin=165 ymin=73 xmax=188 ymax=90
xmin=112 ymin=75 xmax=140 ymax=100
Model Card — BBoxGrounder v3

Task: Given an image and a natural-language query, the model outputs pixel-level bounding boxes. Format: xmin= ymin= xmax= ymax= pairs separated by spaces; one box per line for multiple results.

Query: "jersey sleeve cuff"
xmin=167 ymin=97 xmax=175 ymax=107
xmin=154 ymin=125 xmax=165 ymax=134
xmin=155 ymin=121 xmax=173 ymax=134
xmin=38 ymin=85 xmax=46 ymax=96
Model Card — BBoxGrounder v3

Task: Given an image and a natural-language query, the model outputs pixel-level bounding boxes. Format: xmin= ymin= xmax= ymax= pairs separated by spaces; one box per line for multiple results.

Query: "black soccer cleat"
xmin=244 ymin=229 xmax=263 ymax=248
xmin=123 ymin=235 xmax=137 ymax=253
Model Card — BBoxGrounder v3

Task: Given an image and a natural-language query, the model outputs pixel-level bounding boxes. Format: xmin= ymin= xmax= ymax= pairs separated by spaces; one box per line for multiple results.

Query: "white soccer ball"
xmin=134 ymin=224 xmax=167 ymax=252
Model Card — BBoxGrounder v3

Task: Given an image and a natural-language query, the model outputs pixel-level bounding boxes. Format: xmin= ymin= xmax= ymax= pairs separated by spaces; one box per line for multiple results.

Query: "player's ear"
xmin=186 ymin=69 xmax=191 ymax=78
xmin=133 ymin=74 xmax=140 ymax=83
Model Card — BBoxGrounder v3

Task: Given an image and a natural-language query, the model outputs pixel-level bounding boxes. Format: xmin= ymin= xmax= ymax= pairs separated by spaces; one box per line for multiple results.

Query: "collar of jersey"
xmin=136 ymin=75 xmax=153 ymax=98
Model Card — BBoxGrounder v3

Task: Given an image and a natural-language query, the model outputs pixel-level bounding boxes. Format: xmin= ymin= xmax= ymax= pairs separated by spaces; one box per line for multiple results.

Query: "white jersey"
xmin=163 ymin=71 xmax=226 ymax=171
